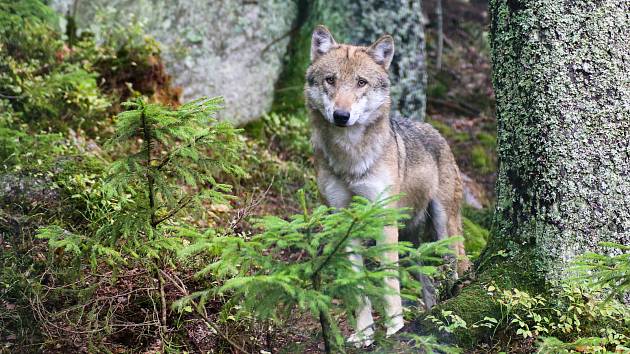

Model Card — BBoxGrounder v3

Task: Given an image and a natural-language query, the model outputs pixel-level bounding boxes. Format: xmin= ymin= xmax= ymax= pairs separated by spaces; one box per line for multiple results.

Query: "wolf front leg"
xmin=381 ymin=225 xmax=404 ymax=337
xmin=346 ymin=239 xmax=376 ymax=348
xmin=317 ymin=170 xmax=375 ymax=347
xmin=348 ymin=212 xmax=404 ymax=347
xmin=348 ymin=172 xmax=405 ymax=344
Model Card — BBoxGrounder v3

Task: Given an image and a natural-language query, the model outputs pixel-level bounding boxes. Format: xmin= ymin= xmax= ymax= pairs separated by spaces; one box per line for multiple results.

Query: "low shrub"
xmin=176 ymin=192 xmax=459 ymax=353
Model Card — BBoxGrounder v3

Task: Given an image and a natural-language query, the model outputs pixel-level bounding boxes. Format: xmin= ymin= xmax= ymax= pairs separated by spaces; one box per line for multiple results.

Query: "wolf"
xmin=305 ymin=25 xmax=469 ymax=346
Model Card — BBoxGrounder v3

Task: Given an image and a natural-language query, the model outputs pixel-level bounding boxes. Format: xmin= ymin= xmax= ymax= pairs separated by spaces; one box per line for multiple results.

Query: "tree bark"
xmin=435 ymin=0 xmax=443 ymax=71
xmin=487 ymin=0 xmax=630 ymax=280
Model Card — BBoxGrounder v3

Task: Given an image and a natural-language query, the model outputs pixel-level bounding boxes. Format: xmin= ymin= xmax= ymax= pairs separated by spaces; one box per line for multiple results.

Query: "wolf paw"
xmin=347 ymin=327 xmax=375 ymax=348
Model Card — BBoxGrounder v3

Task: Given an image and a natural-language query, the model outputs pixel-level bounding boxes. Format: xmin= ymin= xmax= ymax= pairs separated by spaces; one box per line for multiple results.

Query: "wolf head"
xmin=305 ymin=25 xmax=394 ymax=128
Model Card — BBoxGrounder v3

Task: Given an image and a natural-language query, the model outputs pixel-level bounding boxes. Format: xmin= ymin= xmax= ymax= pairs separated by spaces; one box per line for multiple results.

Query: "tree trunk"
xmin=488 ymin=0 xmax=630 ymax=280
xmin=413 ymin=0 xmax=629 ymax=347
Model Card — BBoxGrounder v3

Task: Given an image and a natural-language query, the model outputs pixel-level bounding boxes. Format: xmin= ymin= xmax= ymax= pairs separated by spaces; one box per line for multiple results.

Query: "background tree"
xmin=435 ymin=0 xmax=443 ymax=71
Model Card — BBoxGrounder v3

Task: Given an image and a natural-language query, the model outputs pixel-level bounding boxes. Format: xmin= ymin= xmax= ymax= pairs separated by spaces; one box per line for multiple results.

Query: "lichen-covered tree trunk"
xmin=488 ymin=0 xmax=629 ymax=279
xmin=274 ymin=0 xmax=427 ymax=121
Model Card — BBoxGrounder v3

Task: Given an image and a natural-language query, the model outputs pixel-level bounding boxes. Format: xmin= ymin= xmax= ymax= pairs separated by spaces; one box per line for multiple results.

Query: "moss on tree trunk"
xmin=414 ymin=0 xmax=630 ymax=347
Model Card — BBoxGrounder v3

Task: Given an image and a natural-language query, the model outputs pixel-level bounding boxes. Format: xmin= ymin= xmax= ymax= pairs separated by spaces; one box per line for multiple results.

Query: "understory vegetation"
xmin=1 ymin=1 xmax=627 ymax=353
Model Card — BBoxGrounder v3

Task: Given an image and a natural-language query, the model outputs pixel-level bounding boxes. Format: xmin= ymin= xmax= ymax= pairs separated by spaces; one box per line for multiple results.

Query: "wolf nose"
xmin=333 ymin=110 xmax=350 ymax=126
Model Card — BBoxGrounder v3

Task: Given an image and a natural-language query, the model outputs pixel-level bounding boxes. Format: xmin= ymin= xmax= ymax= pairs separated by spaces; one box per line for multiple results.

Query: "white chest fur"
xmin=312 ymin=125 xmax=386 ymax=179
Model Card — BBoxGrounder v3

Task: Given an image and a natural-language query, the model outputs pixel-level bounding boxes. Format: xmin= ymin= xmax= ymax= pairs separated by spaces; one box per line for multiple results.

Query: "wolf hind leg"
xmin=428 ymin=199 xmax=448 ymax=241
xmin=429 ymin=199 xmax=460 ymax=280
xmin=446 ymin=205 xmax=470 ymax=275
xmin=409 ymin=199 xmax=457 ymax=310
xmin=401 ymin=210 xmax=439 ymax=310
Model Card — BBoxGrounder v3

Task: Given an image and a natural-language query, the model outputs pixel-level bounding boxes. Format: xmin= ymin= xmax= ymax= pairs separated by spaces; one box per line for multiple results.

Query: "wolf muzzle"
xmin=333 ymin=110 xmax=350 ymax=127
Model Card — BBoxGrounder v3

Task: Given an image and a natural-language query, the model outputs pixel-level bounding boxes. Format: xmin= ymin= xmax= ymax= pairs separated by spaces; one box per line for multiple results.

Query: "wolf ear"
xmin=311 ymin=25 xmax=337 ymax=61
xmin=367 ymin=35 xmax=395 ymax=70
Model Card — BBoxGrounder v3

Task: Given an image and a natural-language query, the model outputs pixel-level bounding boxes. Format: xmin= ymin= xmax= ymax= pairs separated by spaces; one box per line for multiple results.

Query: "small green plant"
xmin=491 ymin=282 xmax=628 ymax=345
xmin=427 ymin=309 xmax=497 ymax=335
xmin=239 ymin=110 xmax=318 ymax=215
xmin=0 ymin=0 xmax=60 ymax=60
xmin=476 ymin=132 xmax=497 ymax=150
xmin=428 ymin=119 xmax=470 ymax=143
xmin=427 ymin=310 xmax=469 ymax=334
xmin=532 ymin=243 xmax=630 ymax=353
xmin=38 ymin=96 xmax=244 ymax=340
xmin=0 ymin=0 xmax=178 ymax=137
xmin=0 ymin=6 xmax=111 ymax=133
xmin=538 ymin=336 xmax=630 ymax=354
xmin=100 ymin=96 xmax=243 ymax=250
xmin=428 ymin=279 xmax=629 ymax=353
xmin=260 ymin=112 xmax=312 ymax=160
xmin=176 ymin=192 xmax=457 ymax=353
xmin=0 ymin=116 xmax=70 ymax=171
xmin=572 ymin=242 xmax=630 ymax=301
xmin=375 ymin=333 xmax=462 ymax=354
xmin=471 ymin=145 xmax=493 ymax=174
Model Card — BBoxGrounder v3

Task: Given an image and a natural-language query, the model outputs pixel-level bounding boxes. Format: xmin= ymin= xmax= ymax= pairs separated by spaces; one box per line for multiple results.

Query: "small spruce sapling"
xmin=176 ymin=191 xmax=456 ymax=353
xmin=39 ymin=96 xmax=244 ymax=336
xmin=100 ymin=97 xmax=243 ymax=254
xmin=571 ymin=242 xmax=630 ymax=301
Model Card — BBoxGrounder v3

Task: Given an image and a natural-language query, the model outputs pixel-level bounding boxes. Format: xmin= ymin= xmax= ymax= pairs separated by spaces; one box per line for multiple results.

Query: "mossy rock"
xmin=409 ymin=243 xmax=547 ymax=349
xmin=0 ymin=173 xmax=61 ymax=216
xmin=423 ymin=283 xmax=500 ymax=347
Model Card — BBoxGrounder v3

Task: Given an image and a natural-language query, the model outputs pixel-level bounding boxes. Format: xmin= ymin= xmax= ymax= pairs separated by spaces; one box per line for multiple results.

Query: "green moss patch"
xmin=471 ymin=145 xmax=494 ymax=174
xmin=462 ymin=217 xmax=489 ymax=260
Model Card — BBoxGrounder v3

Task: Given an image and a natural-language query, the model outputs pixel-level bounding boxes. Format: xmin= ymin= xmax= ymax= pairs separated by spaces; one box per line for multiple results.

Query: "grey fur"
xmin=391 ymin=117 xmax=443 ymax=167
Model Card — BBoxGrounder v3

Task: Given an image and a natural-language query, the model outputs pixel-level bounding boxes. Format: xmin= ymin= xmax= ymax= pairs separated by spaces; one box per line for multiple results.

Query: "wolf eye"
xmin=325 ymin=76 xmax=335 ymax=85
xmin=357 ymin=79 xmax=368 ymax=87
